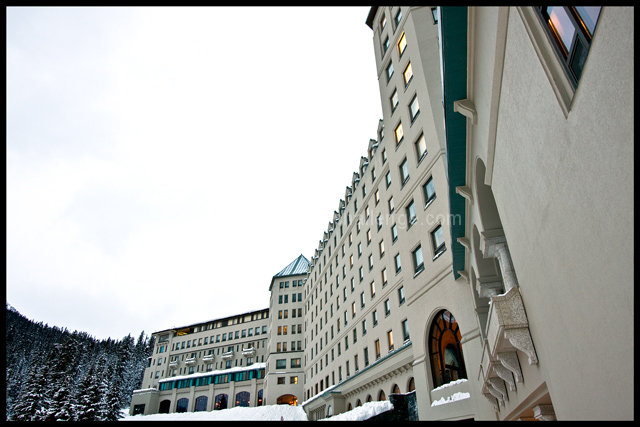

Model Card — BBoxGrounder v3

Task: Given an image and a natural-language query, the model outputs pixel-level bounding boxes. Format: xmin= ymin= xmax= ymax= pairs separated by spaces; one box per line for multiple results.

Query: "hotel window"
xmin=536 ymin=7 xmax=602 ymax=87
xmin=362 ymin=184 xmax=367 ymax=197
xmin=394 ymin=8 xmax=402 ymax=28
xmin=399 ymin=158 xmax=410 ymax=185
xmin=431 ymin=7 xmax=438 ymax=24
xmin=358 ymin=242 xmax=362 ymax=257
xmin=403 ymin=62 xmax=413 ymax=87
xmin=423 ymin=176 xmax=436 ymax=206
xmin=397 ymin=32 xmax=407 ymax=57
xmin=391 ymin=223 xmax=398 ymax=242
xmin=379 ymin=240 xmax=385 ymax=257
xmin=291 ymin=358 xmax=301 ymax=368
xmin=381 ymin=147 xmax=387 ymax=163
xmin=388 ymin=197 xmax=395 ymax=213
xmin=413 ymin=245 xmax=424 ymax=274
xmin=382 ymin=35 xmax=390 ymax=54
xmin=409 ymin=95 xmax=420 ymax=122
xmin=370 ymin=281 xmax=376 ymax=298
xmin=406 ymin=200 xmax=417 ymax=227
xmin=387 ymin=330 xmax=395 ymax=351
xmin=374 ymin=189 xmax=380 ymax=204
xmin=398 ymin=286 xmax=406 ymax=305
xmin=350 ymin=254 xmax=354 ymax=267
xmin=359 ymin=266 xmax=364 ymax=282
xmin=394 ymin=253 xmax=402 ymax=273
xmin=377 ymin=214 xmax=383 ymax=230
xmin=373 ymin=310 xmax=379 ymax=327
xmin=390 ymin=89 xmax=399 ymax=112
xmin=360 ymin=292 xmax=366 ymax=308
xmin=385 ymin=299 xmax=391 ymax=316
xmin=380 ymin=13 xmax=387 ymax=31
xmin=402 ymin=319 xmax=410 ymax=342
xmin=290 ymin=376 xmax=298 ymax=384
xmin=353 ymin=329 xmax=358 ymax=345
xmin=368 ymin=254 xmax=374 ymax=270
xmin=386 ymin=61 xmax=394 ymax=83
xmin=381 ymin=268 xmax=388 ymax=286
xmin=385 ymin=170 xmax=392 ymax=188
xmin=394 ymin=122 xmax=404 ymax=145
xmin=371 ymin=167 xmax=376 ymax=181
xmin=276 ymin=359 xmax=286 ymax=369
xmin=429 ymin=310 xmax=467 ymax=387
xmin=367 ymin=229 xmax=372 ymax=244
xmin=362 ymin=319 xmax=368 ymax=336
xmin=364 ymin=347 xmax=369 ymax=366
xmin=375 ymin=339 xmax=381 ymax=359
xmin=365 ymin=205 xmax=370 ymax=219
xmin=431 ymin=225 xmax=446 ymax=257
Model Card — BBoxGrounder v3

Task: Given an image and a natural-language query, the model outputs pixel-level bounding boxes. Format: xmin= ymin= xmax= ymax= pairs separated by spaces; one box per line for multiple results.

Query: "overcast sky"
xmin=6 ymin=7 xmax=383 ymax=341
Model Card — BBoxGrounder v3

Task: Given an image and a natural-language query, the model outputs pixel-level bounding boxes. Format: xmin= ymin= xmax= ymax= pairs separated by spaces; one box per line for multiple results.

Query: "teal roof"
xmin=274 ymin=254 xmax=309 ymax=278
xmin=441 ymin=6 xmax=468 ymax=280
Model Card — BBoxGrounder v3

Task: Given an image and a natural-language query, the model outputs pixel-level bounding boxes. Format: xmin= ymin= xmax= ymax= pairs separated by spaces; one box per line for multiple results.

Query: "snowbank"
xmin=320 ymin=400 xmax=393 ymax=421
xmin=431 ymin=392 xmax=470 ymax=407
xmin=120 ymin=404 xmax=308 ymax=421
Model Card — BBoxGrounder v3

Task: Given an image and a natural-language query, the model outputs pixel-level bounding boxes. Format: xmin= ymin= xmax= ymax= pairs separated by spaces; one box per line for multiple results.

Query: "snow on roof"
xmin=321 ymin=400 xmax=393 ymax=421
xmin=158 ymin=362 xmax=265 ymax=383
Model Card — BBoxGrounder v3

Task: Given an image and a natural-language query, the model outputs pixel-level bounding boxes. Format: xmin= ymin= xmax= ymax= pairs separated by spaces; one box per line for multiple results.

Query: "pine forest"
xmin=5 ymin=304 xmax=154 ymax=421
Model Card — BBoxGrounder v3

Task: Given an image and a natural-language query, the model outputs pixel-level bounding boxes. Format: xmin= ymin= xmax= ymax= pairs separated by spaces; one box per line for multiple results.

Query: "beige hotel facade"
xmin=130 ymin=6 xmax=633 ymax=421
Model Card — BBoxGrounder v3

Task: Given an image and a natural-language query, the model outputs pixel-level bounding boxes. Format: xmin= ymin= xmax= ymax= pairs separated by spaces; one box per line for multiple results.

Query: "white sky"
xmin=6 ymin=6 xmax=382 ymax=341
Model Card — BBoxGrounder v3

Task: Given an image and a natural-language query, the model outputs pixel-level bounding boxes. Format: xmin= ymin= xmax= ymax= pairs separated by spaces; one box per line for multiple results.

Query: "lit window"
xmin=367 ymin=229 xmax=372 ymax=244
xmin=403 ymin=62 xmax=413 ymax=86
xmin=397 ymin=32 xmax=407 ymax=56
xmin=379 ymin=240 xmax=385 ymax=257
xmin=394 ymin=122 xmax=404 ymax=145
xmin=370 ymin=281 xmax=376 ymax=298
xmin=381 ymin=268 xmax=388 ymax=286
xmin=409 ymin=95 xmax=420 ymax=122
xmin=413 ymin=245 xmax=424 ymax=273
xmin=387 ymin=329 xmax=395 ymax=351
xmin=537 ymin=7 xmax=601 ymax=86
xmin=375 ymin=189 xmax=380 ymax=204
xmin=415 ymin=133 xmax=427 ymax=162
xmin=375 ymin=339 xmax=381 ymax=359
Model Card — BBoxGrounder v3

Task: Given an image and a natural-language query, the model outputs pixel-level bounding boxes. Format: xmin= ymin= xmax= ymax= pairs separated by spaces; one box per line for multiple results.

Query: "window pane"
xmin=547 ymin=6 xmax=576 ymax=54
xmin=416 ymin=134 xmax=426 ymax=159
xmin=410 ymin=96 xmax=420 ymax=120
xmin=403 ymin=62 xmax=413 ymax=85
xmin=397 ymin=32 xmax=407 ymax=55
xmin=395 ymin=122 xmax=404 ymax=144
xmin=575 ymin=6 xmax=601 ymax=36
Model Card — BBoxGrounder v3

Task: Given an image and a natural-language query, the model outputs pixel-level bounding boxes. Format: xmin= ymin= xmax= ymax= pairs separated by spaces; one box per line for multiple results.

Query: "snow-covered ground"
xmin=120 ymin=400 xmax=393 ymax=421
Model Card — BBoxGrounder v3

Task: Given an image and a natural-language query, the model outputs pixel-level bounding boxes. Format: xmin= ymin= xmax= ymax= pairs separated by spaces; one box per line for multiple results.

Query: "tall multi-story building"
xmin=130 ymin=6 xmax=633 ymax=421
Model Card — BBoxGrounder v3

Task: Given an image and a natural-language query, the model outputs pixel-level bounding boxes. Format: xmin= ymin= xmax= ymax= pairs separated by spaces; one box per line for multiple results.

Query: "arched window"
xmin=257 ymin=389 xmax=264 ymax=406
xmin=378 ymin=390 xmax=386 ymax=401
xmin=235 ymin=391 xmax=250 ymax=407
xmin=356 ymin=399 xmax=362 ymax=407
xmin=194 ymin=396 xmax=208 ymax=412
xmin=214 ymin=394 xmax=228 ymax=410
xmin=158 ymin=399 xmax=171 ymax=414
xmin=407 ymin=377 xmax=415 ymax=392
xmin=366 ymin=394 xmax=372 ymax=402
xmin=429 ymin=309 xmax=467 ymax=387
xmin=176 ymin=398 xmax=189 ymax=413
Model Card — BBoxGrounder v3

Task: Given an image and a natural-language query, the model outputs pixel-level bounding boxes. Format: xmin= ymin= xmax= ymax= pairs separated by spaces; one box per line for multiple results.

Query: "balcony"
xmin=168 ymin=360 xmax=178 ymax=368
xmin=241 ymin=347 xmax=256 ymax=357
xmin=480 ymin=286 xmax=538 ymax=409
xmin=184 ymin=357 xmax=197 ymax=365
xmin=221 ymin=350 xmax=234 ymax=360
xmin=202 ymin=354 xmax=215 ymax=363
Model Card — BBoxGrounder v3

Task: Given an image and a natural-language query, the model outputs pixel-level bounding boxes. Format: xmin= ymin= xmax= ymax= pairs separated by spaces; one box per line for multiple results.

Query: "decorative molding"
xmin=454 ymin=98 xmax=478 ymax=124
xmin=497 ymin=351 xmax=522 ymax=383
xmin=455 ymin=185 xmax=474 ymax=203
xmin=533 ymin=404 xmax=557 ymax=421
xmin=457 ymin=236 xmax=470 ymax=250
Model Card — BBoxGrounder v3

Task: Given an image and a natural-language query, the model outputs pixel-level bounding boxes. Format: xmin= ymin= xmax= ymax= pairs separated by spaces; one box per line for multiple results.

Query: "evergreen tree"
xmin=98 ymin=364 xmax=123 ymax=421
xmin=9 ymin=362 xmax=48 ymax=421
xmin=43 ymin=338 xmax=80 ymax=421
xmin=74 ymin=364 xmax=103 ymax=422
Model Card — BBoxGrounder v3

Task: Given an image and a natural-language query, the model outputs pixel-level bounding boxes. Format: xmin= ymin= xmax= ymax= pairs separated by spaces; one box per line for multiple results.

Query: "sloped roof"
xmin=274 ymin=254 xmax=310 ymax=278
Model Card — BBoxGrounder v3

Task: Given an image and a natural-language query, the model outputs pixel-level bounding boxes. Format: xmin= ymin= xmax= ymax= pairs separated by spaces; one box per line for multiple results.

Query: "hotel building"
xmin=130 ymin=6 xmax=633 ymax=421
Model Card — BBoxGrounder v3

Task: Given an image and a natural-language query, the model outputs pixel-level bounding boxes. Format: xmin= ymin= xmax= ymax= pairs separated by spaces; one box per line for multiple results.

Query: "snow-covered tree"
xmin=74 ymin=363 xmax=103 ymax=421
xmin=9 ymin=362 xmax=48 ymax=421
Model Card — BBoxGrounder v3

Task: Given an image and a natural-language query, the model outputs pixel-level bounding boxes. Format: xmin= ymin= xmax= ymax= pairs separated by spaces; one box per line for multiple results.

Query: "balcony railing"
xmin=202 ymin=354 xmax=215 ymax=363
xmin=241 ymin=347 xmax=256 ymax=357
xmin=184 ymin=357 xmax=196 ymax=365
xmin=221 ymin=350 xmax=234 ymax=360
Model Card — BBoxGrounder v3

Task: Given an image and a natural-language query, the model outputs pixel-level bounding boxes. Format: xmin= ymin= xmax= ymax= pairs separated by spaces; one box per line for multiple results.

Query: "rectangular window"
xmin=432 ymin=225 xmax=446 ymax=256
xmin=413 ymin=245 xmax=424 ymax=274
xmin=377 ymin=214 xmax=383 ymax=230
xmin=403 ymin=62 xmax=413 ymax=87
xmin=397 ymin=32 xmax=407 ymax=56
xmin=291 ymin=358 xmax=301 ymax=368
xmin=379 ymin=240 xmax=385 ymax=257
xmin=409 ymin=95 xmax=420 ymax=122
xmin=394 ymin=8 xmax=402 ymax=27
xmin=276 ymin=359 xmax=286 ymax=369
xmin=375 ymin=189 xmax=380 ymax=204
xmin=391 ymin=223 xmax=398 ymax=242
xmin=381 ymin=268 xmax=388 ymax=286
xmin=386 ymin=61 xmax=394 ymax=83
xmin=398 ymin=286 xmax=406 ymax=305
xmin=394 ymin=122 xmax=404 ymax=145
xmin=367 ymin=229 xmax=372 ymax=244
xmin=406 ymin=200 xmax=417 ymax=226
xmin=385 ymin=298 xmax=391 ymax=316
xmin=388 ymin=197 xmax=395 ymax=213
xmin=383 ymin=35 xmax=390 ymax=54
xmin=402 ymin=319 xmax=410 ymax=342
xmin=390 ymin=89 xmax=399 ymax=112
xmin=387 ymin=330 xmax=395 ymax=351
xmin=415 ymin=134 xmax=427 ymax=163
xmin=368 ymin=254 xmax=374 ymax=270
xmin=394 ymin=253 xmax=402 ymax=273
xmin=423 ymin=176 xmax=436 ymax=206
xmin=360 ymin=292 xmax=366 ymax=308
xmin=400 ymin=158 xmax=409 ymax=185
xmin=375 ymin=339 xmax=381 ymax=359
xmin=373 ymin=310 xmax=378 ymax=326
xmin=385 ymin=170 xmax=392 ymax=188
xmin=362 ymin=319 xmax=367 ymax=336
xmin=370 ymin=281 xmax=376 ymax=298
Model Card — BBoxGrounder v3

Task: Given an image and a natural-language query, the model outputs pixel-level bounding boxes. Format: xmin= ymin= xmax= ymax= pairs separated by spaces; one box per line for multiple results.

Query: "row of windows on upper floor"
xmin=275 ymin=340 xmax=302 ymax=353
xmin=153 ymin=341 xmax=265 ymax=367
xmin=306 ymin=171 xmax=441 ymax=312
xmin=277 ymin=308 xmax=303 ymax=320
xmin=278 ymin=279 xmax=304 ymax=288
xmin=158 ymin=368 xmax=265 ymax=391
xmin=276 ymin=324 xmax=302 ymax=336
xmin=161 ymin=326 xmax=269 ymax=353
xmin=307 ymin=283 xmax=407 ymax=363
xmin=277 ymin=292 xmax=303 ymax=304
xmin=307 ymin=128 xmax=436 ymax=295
